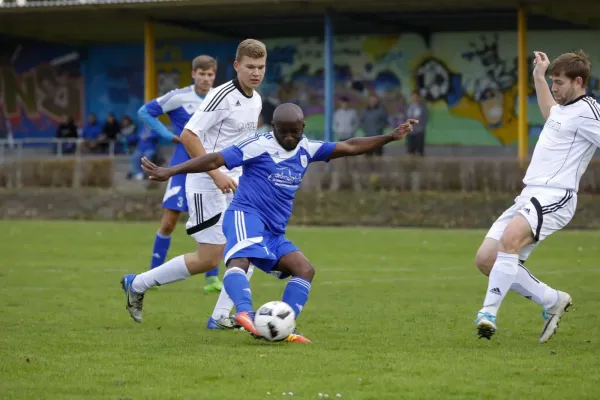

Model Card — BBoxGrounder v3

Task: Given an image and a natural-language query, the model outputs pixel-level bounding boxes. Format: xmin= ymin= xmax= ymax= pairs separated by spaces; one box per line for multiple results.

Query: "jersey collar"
xmin=564 ymin=94 xmax=590 ymax=106
xmin=233 ymin=78 xmax=253 ymax=99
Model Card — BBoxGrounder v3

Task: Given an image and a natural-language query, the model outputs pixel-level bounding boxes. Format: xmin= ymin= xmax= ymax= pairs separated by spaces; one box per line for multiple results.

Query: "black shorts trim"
xmin=186 ymin=213 xmax=222 ymax=236
xmin=529 ymin=197 xmax=543 ymax=242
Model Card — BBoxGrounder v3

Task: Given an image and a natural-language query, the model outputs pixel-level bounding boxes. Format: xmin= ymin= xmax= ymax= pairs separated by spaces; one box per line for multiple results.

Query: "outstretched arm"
xmin=141 ymin=153 xmax=226 ymax=181
xmin=328 ymin=119 xmax=418 ymax=160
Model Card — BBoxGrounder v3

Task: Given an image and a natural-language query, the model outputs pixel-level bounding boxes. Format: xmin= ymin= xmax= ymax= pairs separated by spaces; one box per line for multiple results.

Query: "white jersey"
xmin=184 ymin=78 xmax=262 ymax=192
xmin=523 ymin=95 xmax=600 ymax=192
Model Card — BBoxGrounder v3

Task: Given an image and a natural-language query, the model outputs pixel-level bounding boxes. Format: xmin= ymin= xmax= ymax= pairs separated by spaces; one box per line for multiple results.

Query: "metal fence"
xmin=0 ymin=138 xmax=119 ymax=162
xmin=0 ymin=138 xmax=121 ymax=189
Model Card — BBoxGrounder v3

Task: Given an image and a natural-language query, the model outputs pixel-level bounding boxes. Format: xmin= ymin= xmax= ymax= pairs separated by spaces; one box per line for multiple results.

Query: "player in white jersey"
xmin=140 ymin=55 xmax=222 ymax=294
xmin=474 ymin=50 xmax=600 ymax=342
xmin=120 ymin=39 xmax=267 ymax=327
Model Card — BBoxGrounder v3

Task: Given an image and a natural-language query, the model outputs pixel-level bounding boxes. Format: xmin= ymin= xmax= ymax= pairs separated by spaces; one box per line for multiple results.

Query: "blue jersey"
xmin=145 ymin=85 xmax=207 ymax=136
xmin=143 ymin=86 xmax=208 ymax=166
xmin=220 ymin=133 xmax=336 ymax=235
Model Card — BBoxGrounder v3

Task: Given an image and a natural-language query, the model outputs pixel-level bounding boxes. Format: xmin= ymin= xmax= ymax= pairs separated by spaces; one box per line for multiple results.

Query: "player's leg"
xmin=274 ymin=251 xmax=314 ymax=320
xmin=207 ymin=263 xmax=253 ymax=329
xmin=151 ymin=208 xmax=179 ymax=269
xmin=121 ymin=242 xmax=223 ymax=323
xmin=476 ymin=237 xmax=556 ymax=307
xmin=187 ymin=191 xmax=223 ymax=293
xmin=266 ymin=238 xmax=313 ymax=343
xmin=222 ymin=257 xmax=260 ymax=335
xmin=476 ymin=191 xmax=575 ymax=341
xmin=151 ymin=175 xmax=187 ymax=269
xmin=204 ymin=194 xmax=254 ymax=329
xmin=218 ymin=210 xmax=278 ymax=336
xmin=476 ymin=214 xmax=534 ymax=339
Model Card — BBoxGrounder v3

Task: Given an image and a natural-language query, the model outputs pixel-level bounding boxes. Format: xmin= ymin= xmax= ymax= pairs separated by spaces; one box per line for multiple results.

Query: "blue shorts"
xmin=162 ymin=144 xmax=191 ymax=212
xmin=223 ymin=210 xmax=298 ymax=279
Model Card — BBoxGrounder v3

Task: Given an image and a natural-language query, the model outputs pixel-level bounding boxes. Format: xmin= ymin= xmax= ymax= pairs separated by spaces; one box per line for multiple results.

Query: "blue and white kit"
xmin=143 ymin=85 xmax=208 ymax=213
xmin=219 ymin=132 xmax=336 ymax=276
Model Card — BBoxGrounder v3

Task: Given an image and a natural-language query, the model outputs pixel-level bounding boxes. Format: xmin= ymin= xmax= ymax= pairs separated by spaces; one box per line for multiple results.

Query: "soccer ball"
xmin=415 ymin=59 xmax=450 ymax=102
xmin=254 ymin=301 xmax=296 ymax=341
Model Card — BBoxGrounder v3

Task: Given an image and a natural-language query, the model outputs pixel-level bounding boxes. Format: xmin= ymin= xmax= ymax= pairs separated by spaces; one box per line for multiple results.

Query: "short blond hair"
xmin=548 ymin=50 xmax=591 ymax=87
xmin=236 ymin=39 xmax=267 ymax=62
xmin=192 ymin=55 xmax=217 ymax=72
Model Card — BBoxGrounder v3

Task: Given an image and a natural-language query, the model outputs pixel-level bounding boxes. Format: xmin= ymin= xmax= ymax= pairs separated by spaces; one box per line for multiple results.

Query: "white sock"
xmin=481 ymin=252 xmax=518 ymax=316
xmin=211 ymin=264 xmax=254 ymax=319
xmin=132 ymin=255 xmax=190 ymax=293
xmin=510 ymin=261 xmax=558 ymax=308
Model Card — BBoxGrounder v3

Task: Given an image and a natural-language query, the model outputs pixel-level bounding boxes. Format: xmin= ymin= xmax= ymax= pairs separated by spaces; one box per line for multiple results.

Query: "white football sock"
xmin=510 ymin=261 xmax=558 ymax=308
xmin=481 ymin=252 xmax=518 ymax=316
xmin=211 ymin=264 xmax=254 ymax=319
xmin=132 ymin=255 xmax=190 ymax=293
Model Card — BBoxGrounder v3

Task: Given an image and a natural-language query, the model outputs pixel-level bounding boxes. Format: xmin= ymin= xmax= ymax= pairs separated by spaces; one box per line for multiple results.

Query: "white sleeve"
xmin=578 ymin=117 xmax=600 ymax=147
xmin=154 ymin=90 xmax=185 ymax=113
xmin=184 ymin=92 xmax=230 ymax=138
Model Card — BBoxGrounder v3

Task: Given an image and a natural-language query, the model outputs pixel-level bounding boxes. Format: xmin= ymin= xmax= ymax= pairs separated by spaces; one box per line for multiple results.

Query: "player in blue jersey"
xmin=139 ymin=55 xmax=222 ymax=293
xmin=141 ymin=103 xmax=418 ymax=343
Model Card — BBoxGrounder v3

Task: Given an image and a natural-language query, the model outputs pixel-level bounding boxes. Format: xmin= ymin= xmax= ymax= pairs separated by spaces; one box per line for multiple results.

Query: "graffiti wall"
xmin=0 ymin=43 xmax=83 ymax=139
xmin=262 ymin=31 xmax=600 ymax=145
xmin=84 ymin=41 xmax=237 ymax=125
xmin=9 ymin=31 xmax=596 ymax=145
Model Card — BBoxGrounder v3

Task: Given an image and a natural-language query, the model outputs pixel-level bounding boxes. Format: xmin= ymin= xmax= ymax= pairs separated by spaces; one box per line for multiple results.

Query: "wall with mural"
xmin=0 ymin=42 xmax=83 ymax=140
xmin=84 ymin=41 xmax=237 ymax=125
xmin=3 ymin=31 xmax=599 ymax=145
xmin=263 ymin=31 xmax=600 ymax=145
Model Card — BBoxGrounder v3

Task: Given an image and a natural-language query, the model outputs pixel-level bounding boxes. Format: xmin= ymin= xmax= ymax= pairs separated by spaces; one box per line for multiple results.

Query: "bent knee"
xmin=475 ymin=249 xmax=495 ymax=277
xmin=294 ymin=264 xmax=315 ymax=281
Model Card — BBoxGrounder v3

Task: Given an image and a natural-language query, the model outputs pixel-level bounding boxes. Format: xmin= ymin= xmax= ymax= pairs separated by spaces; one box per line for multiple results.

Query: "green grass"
xmin=1 ymin=221 xmax=600 ymax=399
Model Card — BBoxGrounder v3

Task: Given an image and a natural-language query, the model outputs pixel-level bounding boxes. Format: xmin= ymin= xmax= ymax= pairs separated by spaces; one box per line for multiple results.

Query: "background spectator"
xmin=361 ymin=95 xmax=388 ymax=157
xmin=55 ymin=115 xmax=78 ymax=154
xmin=333 ymin=95 xmax=359 ymax=141
xmin=120 ymin=115 xmax=138 ymax=153
xmin=82 ymin=113 xmax=102 ymax=153
xmin=406 ymin=91 xmax=428 ymax=156
xmin=98 ymin=112 xmax=121 ymax=153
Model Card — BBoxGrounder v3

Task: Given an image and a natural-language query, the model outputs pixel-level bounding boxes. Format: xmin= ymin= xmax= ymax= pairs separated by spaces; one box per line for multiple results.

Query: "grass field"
xmin=1 ymin=221 xmax=600 ymax=399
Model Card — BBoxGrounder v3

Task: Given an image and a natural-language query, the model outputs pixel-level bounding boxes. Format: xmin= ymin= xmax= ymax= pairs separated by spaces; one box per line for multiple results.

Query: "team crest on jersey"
xmin=268 ymin=167 xmax=302 ymax=189
xmin=300 ymin=155 xmax=308 ymax=168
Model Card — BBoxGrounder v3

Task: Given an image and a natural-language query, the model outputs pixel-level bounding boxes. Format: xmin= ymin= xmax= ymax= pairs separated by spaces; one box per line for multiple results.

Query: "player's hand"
xmin=171 ymin=135 xmax=181 ymax=144
xmin=141 ymin=157 xmax=172 ymax=181
xmin=533 ymin=51 xmax=550 ymax=78
xmin=209 ymin=169 xmax=238 ymax=194
xmin=390 ymin=119 xmax=418 ymax=140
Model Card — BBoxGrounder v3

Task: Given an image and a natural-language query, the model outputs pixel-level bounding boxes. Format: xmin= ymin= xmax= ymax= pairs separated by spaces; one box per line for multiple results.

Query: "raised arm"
xmin=328 ymin=119 xmax=418 ymax=160
xmin=533 ymin=51 xmax=557 ymax=120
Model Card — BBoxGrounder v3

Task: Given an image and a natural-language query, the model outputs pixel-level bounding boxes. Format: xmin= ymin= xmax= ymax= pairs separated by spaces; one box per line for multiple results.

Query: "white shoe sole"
xmin=540 ymin=295 xmax=572 ymax=344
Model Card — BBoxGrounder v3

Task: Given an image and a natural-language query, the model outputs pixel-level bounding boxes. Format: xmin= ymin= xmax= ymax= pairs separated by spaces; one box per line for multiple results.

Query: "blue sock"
xmin=282 ymin=277 xmax=312 ymax=319
xmin=205 ymin=266 xmax=219 ymax=278
xmin=150 ymin=232 xmax=171 ymax=269
xmin=223 ymin=267 xmax=253 ymax=313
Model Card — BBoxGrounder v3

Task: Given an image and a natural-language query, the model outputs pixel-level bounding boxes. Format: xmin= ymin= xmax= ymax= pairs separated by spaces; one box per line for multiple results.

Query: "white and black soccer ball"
xmin=415 ymin=59 xmax=450 ymax=102
xmin=254 ymin=301 xmax=296 ymax=342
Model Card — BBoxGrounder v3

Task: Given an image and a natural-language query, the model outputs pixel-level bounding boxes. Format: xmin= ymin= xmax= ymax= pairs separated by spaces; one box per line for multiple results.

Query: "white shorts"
xmin=486 ymin=186 xmax=577 ymax=260
xmin=185 ymin=191 xmax=234 ymax=245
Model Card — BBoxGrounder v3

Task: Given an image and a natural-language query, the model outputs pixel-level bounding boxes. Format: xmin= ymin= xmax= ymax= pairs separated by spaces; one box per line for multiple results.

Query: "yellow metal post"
xmin=144 ymin=22 xmax=157 ymax=102
xmin=517 ymin=6 xmax=528 ymax=165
